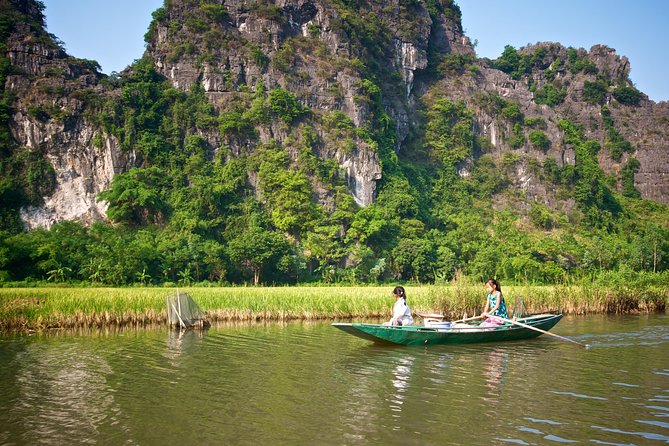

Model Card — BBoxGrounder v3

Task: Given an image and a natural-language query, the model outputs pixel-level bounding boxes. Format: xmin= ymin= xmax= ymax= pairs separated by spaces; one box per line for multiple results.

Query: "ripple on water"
xmin=637 ymin=419 xmax=669 ymax=429
xmin=524 ymin=417 xmax=563 ymax=425
xmin=612 ymin=382 xmax=641 ymax=387
xmin=581 ymin=322 xmax=669 ymax=348
xmin=495 ymin=439 xmax=530 ymax=445
xmin=590 ymin=440 xmax=637 ymax=446
xmin=591 ymin=425 xmax=669 ymax=443
xmin=1 ymin=316 xmax=668 ymax=445
xmin=547 ymin=390 xmax=608 ymax=401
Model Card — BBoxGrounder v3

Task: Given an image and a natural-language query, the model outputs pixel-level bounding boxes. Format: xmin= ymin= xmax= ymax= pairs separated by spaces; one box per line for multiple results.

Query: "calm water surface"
xmin=0 ymin=314 xmax=668 ymax=445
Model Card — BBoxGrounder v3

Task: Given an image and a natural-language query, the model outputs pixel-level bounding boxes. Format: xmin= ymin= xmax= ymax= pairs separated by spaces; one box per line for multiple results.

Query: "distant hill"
xmin=0 ymin=0 xmax=667 ymax=285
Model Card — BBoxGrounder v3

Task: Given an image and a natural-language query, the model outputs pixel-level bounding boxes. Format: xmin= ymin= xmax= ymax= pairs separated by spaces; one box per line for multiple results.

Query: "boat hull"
xmin=332 ymin=314 xmax=563 ymax=346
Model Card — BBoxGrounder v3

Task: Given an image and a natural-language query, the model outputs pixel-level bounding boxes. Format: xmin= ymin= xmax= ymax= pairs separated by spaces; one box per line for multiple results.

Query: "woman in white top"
xmin=386 ymin=286 xmax=413 ymax=326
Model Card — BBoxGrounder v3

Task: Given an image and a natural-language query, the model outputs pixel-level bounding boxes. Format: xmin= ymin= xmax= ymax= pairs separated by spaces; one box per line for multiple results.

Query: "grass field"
xmin=0 ymin=283 xmax=666 ymax=331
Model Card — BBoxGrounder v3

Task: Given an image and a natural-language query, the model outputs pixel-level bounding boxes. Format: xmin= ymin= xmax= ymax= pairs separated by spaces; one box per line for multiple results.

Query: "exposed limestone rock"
xmin=524 ymin=43 xmax=669 ymax=204
xmin=13 ymin=116 xmax=132 ymax=230
xmin=3 ymin=0 xmax=668 ymax=233
xmin=3 ymin=6 xmax=132 ymax=229
xmin=394 ymin=39 xmax=428 ymax=102
xmin=144 ymin=0 xmax=454 ymax=206
xmin=336 ymin=146 xmax=382 ymax=207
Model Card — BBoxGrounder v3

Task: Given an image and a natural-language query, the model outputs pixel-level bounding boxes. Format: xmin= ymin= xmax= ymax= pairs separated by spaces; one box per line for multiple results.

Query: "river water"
xmin=0 ymin=314 xmax=667 ymax=445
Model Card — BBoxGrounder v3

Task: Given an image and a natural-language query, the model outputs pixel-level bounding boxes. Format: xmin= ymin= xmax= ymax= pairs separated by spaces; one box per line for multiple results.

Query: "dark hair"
xmin=393 ymin=286 xmax=406 ymax=300
xmin=486 ymin=278 xmax=502 ymax=293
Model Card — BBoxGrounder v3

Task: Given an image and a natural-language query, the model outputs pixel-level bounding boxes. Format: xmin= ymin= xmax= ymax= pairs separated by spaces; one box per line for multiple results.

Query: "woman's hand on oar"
xmin=495 ymin=316 xmax=589 ymax=348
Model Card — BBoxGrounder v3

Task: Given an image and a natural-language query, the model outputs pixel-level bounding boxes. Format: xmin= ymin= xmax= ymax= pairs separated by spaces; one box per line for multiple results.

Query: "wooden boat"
xmin=332 ymin=313 xmax=563 ymax=346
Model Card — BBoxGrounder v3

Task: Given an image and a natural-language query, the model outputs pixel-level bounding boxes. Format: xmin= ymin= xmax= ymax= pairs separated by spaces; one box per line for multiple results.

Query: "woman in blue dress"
xmin=481 ymin=278 xmax=507 ymax=325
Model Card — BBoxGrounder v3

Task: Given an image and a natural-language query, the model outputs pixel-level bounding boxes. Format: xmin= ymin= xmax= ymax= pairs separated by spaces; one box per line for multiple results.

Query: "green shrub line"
xmin=0 ymin=283 xmax=666 ymax=331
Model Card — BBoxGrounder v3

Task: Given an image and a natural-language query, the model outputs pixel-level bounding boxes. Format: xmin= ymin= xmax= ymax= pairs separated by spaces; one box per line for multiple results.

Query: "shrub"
xmin=273 ymin=42 xmax=295 ymax=72
xmin=524 ymin=117 xmax=546 ymax=129
xmin=607 ymin=140 xmax=634 ymax=161
xmin=186 ymin=17 xmax=208 ymax=33
xmin=583 ymin=140 xmax=601 ymax=157
xmin=244 ymin=88 xmax=270 ymax=125
xmin=500 ymin=102 xmax=523 ymax=123
xmin=27 ymin=105 xmax=49 ymax=122
xmin=248 ymin=44 xmax=269 ymax=70
xmin=255 ymin=4 xmax=284 ymax=22
xmin=168 ymin=43 xmax=196 ymax=63
xmin=268 ymin=88 xmax=304 ymax=124
xmin=582 ymin=80 xmax=609 ymax=105
xmin=567 ymin=48 xmax=597 ymax=74
xmin=307 ymin=23 xmax=321 ymax=37
xmin=534 ymin=84 xmax=566 ymax=106
xmin=529 ymin=130 xmax=550 ymax=150
xmin=621 ymin=157 xmax=641 ymax=198
xmin=612 ymin=84 xmax=641 ymax=106
xmin=201 ymin=3 xmax=229 ymax=23
xmin=507 ymin=123 xmax=525 ymax=148
xmin=530 ymin=203 xmax=553 ymax=229
xmin=24 ymin=156 xmax=56 ymax=201
xmin=439 ymin=53 xmax=477 ymax=76
xmin=601 ymin=106 xmax=634 ymax=160
xmin=543 ymin=158 xmax=561 ymax=184
xmin=219 ymin=111 xmax=253 ymax=136
xmin=493 ymin=45 xmax=519 ymax=76
xmin=323 ymin=110 xmax=354 ymax=133
xmin=501 ymin=153 xmax=520 ymax=169
xmin=508 ymin=134 xmax=524 ymax=149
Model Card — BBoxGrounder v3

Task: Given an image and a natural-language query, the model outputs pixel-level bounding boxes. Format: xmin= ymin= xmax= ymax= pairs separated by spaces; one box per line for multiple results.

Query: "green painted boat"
xmin=332 ymin=313 xmax=564 ymax=346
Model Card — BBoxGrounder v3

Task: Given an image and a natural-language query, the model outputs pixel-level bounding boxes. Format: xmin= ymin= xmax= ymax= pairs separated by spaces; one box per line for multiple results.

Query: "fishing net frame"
xmin=166 ymin=291 xmax=209 ymax=329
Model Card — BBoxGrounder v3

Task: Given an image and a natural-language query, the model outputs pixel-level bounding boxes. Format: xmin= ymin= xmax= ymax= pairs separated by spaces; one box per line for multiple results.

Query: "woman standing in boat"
xmin=385 ymin=286 xmax=413 ymax=326
xmin=481 ymin=278 xmax=507 ymax=325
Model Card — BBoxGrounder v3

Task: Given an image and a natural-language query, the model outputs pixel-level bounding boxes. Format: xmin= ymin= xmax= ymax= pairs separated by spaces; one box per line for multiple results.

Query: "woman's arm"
xmin=482 ymin=296 xmax=490 ymax=316
xmin=488 ymin=291 xmax=501 ymax=313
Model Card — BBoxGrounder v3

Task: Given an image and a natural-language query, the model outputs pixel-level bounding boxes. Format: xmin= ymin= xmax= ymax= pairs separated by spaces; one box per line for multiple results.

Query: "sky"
xmin=42 ymin=0 xmax=163 ymax=73
xmin=42 ymin=0 xmax=669 ymax=102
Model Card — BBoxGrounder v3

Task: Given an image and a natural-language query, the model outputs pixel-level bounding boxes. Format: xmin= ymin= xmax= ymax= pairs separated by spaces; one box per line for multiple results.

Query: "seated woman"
xmin=384 ymin=286 xmax=413 ymax=326
xmin=479 ymin=278 xmax=507 ymax=327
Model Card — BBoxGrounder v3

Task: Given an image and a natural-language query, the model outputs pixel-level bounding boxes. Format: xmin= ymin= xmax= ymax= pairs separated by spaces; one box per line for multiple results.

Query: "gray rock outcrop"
xmin=2 ymin=0 xmax=668 ymax=232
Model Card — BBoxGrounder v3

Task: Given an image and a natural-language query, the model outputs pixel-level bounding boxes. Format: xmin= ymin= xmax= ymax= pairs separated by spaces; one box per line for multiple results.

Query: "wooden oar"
xmin=416 ymin=312 xmax=445 ymax=320
xmin=452 ymin=314 xmax=485 ymax=324
xmin=494 ymin=316 xmax=589 ymax=348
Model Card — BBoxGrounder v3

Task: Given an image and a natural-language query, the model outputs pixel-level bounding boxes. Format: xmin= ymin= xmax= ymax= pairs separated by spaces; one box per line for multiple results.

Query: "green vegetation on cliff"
xmin=0 ymin=0 xmax=668 ymax=287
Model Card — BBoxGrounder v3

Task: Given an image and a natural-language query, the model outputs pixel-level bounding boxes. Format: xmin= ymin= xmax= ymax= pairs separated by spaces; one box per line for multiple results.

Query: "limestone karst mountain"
xmin=3 ymin=0 xmax=668 ymax=229
xmin=1 ymin=0 xmax=667 ymax=284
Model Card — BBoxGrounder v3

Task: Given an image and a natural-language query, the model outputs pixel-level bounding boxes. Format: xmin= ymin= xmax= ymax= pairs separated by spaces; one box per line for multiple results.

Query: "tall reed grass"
xmin=0 ymin=283 xmax=666 ymax=331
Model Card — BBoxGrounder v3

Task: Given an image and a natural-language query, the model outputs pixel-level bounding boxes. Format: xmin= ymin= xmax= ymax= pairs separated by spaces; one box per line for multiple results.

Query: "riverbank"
xmin=0 ymin=284 xmax=666 ymax=331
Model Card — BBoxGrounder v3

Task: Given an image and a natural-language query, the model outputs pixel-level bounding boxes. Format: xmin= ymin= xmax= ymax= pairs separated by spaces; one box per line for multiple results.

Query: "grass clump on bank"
xmin=0 ymin=283 xmax=666 ymax=331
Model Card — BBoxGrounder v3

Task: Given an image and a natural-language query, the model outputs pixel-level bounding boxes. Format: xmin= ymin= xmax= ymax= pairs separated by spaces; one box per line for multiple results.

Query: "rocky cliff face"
xmin=634 ymin=100 xmax=669 ymax=201
xmin=16 ymin=121 xmax=132 ymax=229
xmin=144 ymin=0 xmax=473 ymax=208
xmin=2 ymin=0 xmax=668 ymax=231
xmin=525 ymin=43 xmax=669 ymax=204
xmin=430 ymin=41 xmax=669 ymax=207
xmin=2 ymin=0 xmax=135 ymax=229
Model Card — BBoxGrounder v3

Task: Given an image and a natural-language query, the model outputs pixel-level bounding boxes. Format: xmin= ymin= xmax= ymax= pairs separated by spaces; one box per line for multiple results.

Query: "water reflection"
xmin=482 ymin=348 xmax=508 ymax=405
xmin=12 ymin=341 xmax=123 ymax=445
xmin=165 ymin=328 xmax=208 ymax=359
xmin=336 ymin=343 xmax=524 ymax=441
xmin=0 ymin=315 xmax=667 ymax=445
xmin=389 ymin=355 xmax=415 ymax=429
